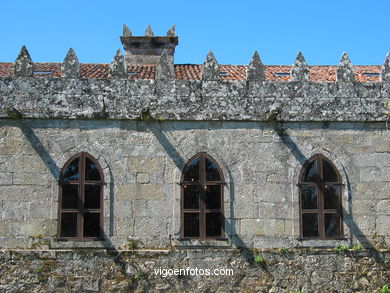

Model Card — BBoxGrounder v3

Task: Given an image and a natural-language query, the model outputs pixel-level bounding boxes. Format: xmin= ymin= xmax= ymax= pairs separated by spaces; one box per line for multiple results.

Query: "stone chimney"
xmin=120 ymin=24 xmax=179 ymax=65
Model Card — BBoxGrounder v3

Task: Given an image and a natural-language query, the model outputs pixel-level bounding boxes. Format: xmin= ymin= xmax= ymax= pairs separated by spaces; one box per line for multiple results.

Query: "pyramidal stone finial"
xmin=145 ymin=25 xmax=154 ymax=37
xmin=109 ymin=49 xmax=127 ymax=79
xmin=123 ymin=24 xmax=132 ymax=37
xmin=202 ymin=51 xmax=220 ymax=80
xmin=167 ymin=25 xmax=175 ymax=37
xmin=381 ymin=52 xmax=390 ymax=82
xmin=61 ymin=48 xmax=80 ymax=78
xmin=156 ymin=49 xmax=174 ymax=81
xmin=14 ymin=45 xmax=33 ymax=77
xmin=247 ymin=51 xmax=265 ymax=81
xmin=336 ymin=52 xmax=355 ymax=83
xmin=291 ymin=52 xmax=310 ymax=82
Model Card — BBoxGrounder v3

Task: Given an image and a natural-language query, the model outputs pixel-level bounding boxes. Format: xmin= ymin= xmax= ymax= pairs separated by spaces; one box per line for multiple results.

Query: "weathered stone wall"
xmin=1 ymin=249 xmax=389 ymax=292
xmin=0 ymin=119 xmax=389 ymax=250
xmin=1 ymin=55 xmax=390 ymax=290
xmin=0 ymin=77 xmax=389 ymax=121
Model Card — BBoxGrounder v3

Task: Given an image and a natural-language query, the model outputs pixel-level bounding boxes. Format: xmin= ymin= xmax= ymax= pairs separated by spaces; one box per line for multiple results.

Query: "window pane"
xmin=183 ymin=185 xmax=200 ymax=209
xmin=205 ymin=185 xmax=221 ymax=209
xmin=83 ymin=213 xmax=100 ymax=238
xmin=61 ymin=185 xmax=79 ymax=209
xmin=325 ymin=213 xmax=341 ymax=237
xmin=205 ymin=158 xmax=220 ymax=181
xmin=183 ymin=157 xmax=200 ymax=182
xmin=63 ymin=158 xmax=79 ymax=183
xmin=302 ymin=160 xmax=317 ymax=182
xmin=85 ymin=157 xmax=101 ymax=181
xmin=301 ymin=185 xmax=317 ymax=209
xmin=324 ymin=186 xmax=340 ymax=210
xmin=60 ymin=213 xmax=77 ymax=237
xmin=84 ymin=185 xmax=101 ymax=209
xmin=206 ymin=212 xmax=222 ymax=237
xmin=302 ymin=213 xmax=319 ymax=237
xmin=322 ymin=159 xmax=338 ymax=182
xmin=183 ymin=213 xmax=199 ymax=237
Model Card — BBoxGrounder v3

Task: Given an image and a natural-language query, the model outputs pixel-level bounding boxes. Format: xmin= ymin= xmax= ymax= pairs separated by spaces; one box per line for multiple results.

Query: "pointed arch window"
xmin=180 ymin=153 xmax=225 ymax=240
xmin=58 ymin=152 xmax=104 ymax=240
xmin=299 ymin=154 xmax=343 ymax=239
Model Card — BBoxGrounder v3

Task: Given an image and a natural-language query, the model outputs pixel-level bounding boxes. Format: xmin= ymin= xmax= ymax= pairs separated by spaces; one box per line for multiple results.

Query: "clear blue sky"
xmin=1 ymin=0 xmax=389 ymax=65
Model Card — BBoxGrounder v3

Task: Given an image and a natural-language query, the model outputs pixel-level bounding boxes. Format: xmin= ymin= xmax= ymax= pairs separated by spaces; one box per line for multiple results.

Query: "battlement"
xmin=0 ymin=26 xmax=389 ymax=122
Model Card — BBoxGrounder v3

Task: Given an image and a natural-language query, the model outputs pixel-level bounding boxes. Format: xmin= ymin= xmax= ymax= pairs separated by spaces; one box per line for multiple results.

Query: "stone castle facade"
xmin=0 ymin=25 xmax=389 ymax=292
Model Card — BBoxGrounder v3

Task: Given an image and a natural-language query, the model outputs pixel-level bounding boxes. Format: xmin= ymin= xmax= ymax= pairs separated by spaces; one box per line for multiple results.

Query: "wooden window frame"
xmin=57 ymin=152 xmax=104 ymax=241
xmin=180 ymin=152 xmax=225 ymax=240
xmin=299 ymin=154 xmax=344 ymax=240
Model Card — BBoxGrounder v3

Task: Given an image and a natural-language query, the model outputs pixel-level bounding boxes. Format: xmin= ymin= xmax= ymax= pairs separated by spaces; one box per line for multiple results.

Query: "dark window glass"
xmin=59 ymin=153 xmax=104 ymax=240
xmin=63 ymin=158 xmax=79 ymax=183
xmin=325 ymin=214 xmax=341 ymax=237
xmin=324 ymin=186 xmax=339 ymax=210
xmin=302 ymin=160 xmax=317 ymax=182
xmin=61 ymin=185 xmax=79 ymax=209
xmin=184 ymin=213 xmax=200 ymax=237
xmin=301 ymin=185 xmax=317 ymax=209
xmin=85 ymin=158 xmax=101 ymax=181
xmin=60 ymin=213 xmax=77 ymax=237
xmin=206 ymin=212 xmax=222 ymax=237
xmin=205 ymin=185 xmax=221 ymax=209
xmin=183 ymin=157 xmax=200 ymax=182
xmin=205 ymin=158 xmax=220 ymax=181
xmin=183 ymin=185 xmax=200 ymax=209
xmin=83 ymin=213 xmax=100 ymax=237
xmin=322 ymin=159 xmax=338 ymax=182
xmin=302 ymin=213 xmax=319 ymax=237
xmin=84 ymin=185 xmax=101 ymax=209
xmin=181 ymin=153 xmax=224 ymax=240
xmin=300 ymin=155 xmax=343 ymax=239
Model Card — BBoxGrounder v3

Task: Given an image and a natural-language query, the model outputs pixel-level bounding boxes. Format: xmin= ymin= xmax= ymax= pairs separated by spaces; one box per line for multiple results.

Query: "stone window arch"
xmin=180 ymin=152 xmax=225 ymax=239
xmin=58 ymin=152 xmax=104 ymax=240
xmin=299 ymin=154 xmax=343 ymax=239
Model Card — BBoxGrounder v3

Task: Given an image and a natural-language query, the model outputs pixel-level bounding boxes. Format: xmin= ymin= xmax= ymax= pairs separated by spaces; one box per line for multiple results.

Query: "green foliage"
xmin=333 ymin=245 xmax=349 ymax=252
xmin=279 ymin=247 xmax=287 ymax=253
xmin=380 ymin=285 xmax=390 ymax=293
xmin=352 ymin=245 xmax=362 ymax=251
xmin=127 ymin=240 xmax=138 ymax=250
xmin=134 ymin=271 xmax=145 ymax=281
xmin=254 ymin=255 xmax=265 ymax=264
xmin=140 ymin=108 xmax=151 ymax=121
xmin=34 ymin=267 xmax=42 ymax=273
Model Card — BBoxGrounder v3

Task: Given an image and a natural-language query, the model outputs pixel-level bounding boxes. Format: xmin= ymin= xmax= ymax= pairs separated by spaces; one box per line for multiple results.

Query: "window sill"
xmin=295 ymin=238 xmax=350 ymax=248
xmin=172 ymin=238 xmax=231 ymax=249
xmin=50 ymin=238 xmax=115 ymax=249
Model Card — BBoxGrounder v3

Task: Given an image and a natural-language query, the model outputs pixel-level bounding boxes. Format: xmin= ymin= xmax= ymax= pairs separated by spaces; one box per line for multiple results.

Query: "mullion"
xmin=199 ymin=155 xmax=205 ymax=239
xmin=317 ymin=157 xmax=325 ymax=239
xmin=78 ymin=153 xmax=86 ymax=240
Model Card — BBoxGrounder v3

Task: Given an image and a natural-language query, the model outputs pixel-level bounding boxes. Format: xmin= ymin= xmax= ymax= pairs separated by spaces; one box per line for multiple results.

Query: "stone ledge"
xmin=171 ymin=239 xmax=231 ymax=249
xmin=295 ymin=238 xmax=350 ymax=248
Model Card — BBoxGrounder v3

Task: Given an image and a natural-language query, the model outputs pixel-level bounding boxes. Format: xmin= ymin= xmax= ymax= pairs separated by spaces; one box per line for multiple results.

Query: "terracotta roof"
xmin=0 ymin=62 xmax=381 ymax=82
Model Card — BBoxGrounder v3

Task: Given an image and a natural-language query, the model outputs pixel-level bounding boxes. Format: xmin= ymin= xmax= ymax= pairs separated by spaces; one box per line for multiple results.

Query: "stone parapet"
xmin=0 ymin=77 xmax=388 ymax=121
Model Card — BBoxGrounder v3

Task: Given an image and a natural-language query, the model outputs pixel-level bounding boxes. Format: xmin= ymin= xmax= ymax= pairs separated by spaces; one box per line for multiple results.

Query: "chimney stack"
xmin=120 ymin=25 xmax=179 ymax=65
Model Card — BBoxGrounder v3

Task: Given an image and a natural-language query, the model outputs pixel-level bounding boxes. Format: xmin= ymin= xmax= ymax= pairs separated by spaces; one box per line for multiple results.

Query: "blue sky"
xmin=0 ymin=0 xmax=389 ymax=65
